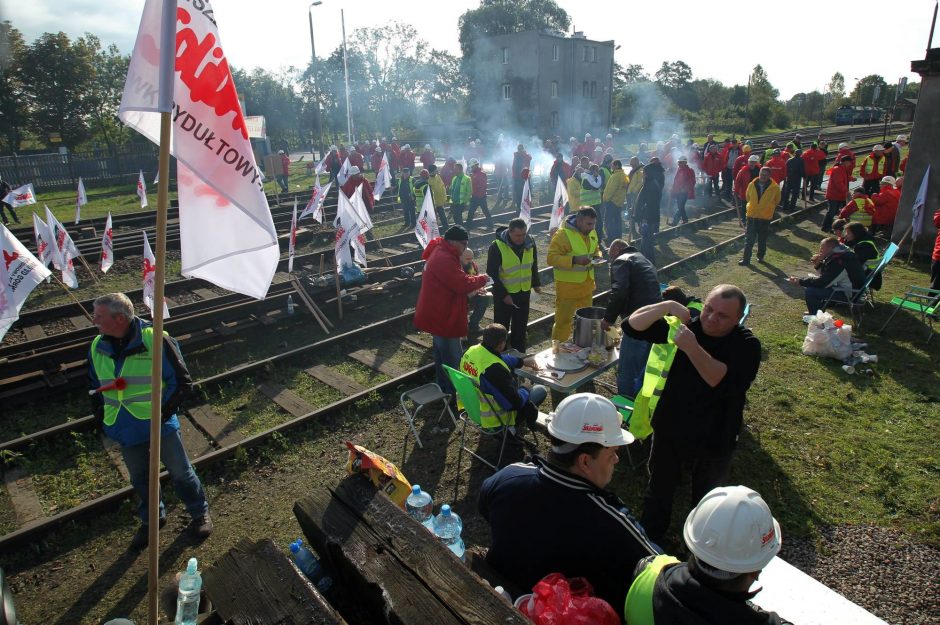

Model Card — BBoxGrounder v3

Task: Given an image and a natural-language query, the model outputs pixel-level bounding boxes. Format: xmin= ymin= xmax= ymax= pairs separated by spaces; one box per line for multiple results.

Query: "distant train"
xmin=835 ymin=105 xmax=885 ymax=125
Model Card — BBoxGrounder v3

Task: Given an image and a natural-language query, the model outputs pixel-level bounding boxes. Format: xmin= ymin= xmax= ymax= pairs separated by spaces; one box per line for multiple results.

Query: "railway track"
xmin=0 ymin=191 xmax=829 ymax=553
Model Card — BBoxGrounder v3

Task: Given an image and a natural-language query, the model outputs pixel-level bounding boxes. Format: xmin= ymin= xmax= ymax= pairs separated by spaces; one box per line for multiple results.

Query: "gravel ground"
xmin=784 ymin=525 xmax=940 ymax=624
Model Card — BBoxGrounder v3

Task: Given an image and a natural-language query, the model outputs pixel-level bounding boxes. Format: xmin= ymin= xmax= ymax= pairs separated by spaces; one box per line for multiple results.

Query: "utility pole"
xmin=341 ymin=9 xmax=353 ymax=144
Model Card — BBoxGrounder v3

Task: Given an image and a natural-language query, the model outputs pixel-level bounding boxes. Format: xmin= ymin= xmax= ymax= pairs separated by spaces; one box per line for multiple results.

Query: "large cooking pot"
xmin=573 ymin=307 xmax=606 ymax=348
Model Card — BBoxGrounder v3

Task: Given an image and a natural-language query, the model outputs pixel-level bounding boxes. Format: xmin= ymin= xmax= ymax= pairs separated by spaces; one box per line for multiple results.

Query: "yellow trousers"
xmin=552 ymin=293 xmax=593 ymax=341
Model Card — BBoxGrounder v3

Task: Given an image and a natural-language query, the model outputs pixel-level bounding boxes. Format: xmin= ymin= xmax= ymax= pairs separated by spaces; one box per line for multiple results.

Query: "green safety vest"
xmin=553 ymin=227 xmax=598 ymax=284
xmin=629 ymin=302 xmax=702 ymax=439
xmin=600 ymin=167 xmax=611 ymax=192
xmin=848 ymin=198 xmax=872 ymax=227
xmin=861 ymin=156 xmax=885 ymax=177
xmin=459 ymin=344 xmax=516 ymax=428
xmin=90 ymin=328 xmax=163 ymax=426
xmin=854 ymin=239 xmax=881 ymax=270
xmin=451 ymin=173 xmax=471 ymax=205
xmin=581 ymin=176 xmax=602 ymax=206
xmin=413 ymin=179 xmax=428 ymax=205
xmin=624 ymin=555 xmax=681 ymax=625
xmin=495 ymin=239 xmax=533 ymax=293
xmin=398 ymin=178 xmax=415 ymax=204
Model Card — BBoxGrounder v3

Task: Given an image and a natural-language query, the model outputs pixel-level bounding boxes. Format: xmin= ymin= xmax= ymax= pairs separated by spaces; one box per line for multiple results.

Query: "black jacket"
xmin=398 ymin=176 xmax=415 ymax=207
xmin=486 ymin=226 xmax=540 ymax=300
xmin=785 ymin=155 xmax=805 ymax=182
xmin=604 ymin=246 xmax=662 ymax=325
xmin=798 ymin=245 xmax=865 ymax=292
xmin=634 ymin=556 xmax=790 ymax=625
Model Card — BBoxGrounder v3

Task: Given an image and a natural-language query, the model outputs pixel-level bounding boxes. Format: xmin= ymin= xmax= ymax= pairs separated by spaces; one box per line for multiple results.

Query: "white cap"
xmin=546 ymin=393 xmax=633 ymax=448
xmin=329 ymin=144 xmax=338 ymax=151
xmin=594 ymin=138 xmax=601 ymax=144
xmin=570 ymin=137 xmax=577 ymax=142
xmin=677 ymin=155 xmax=688 ymax=162
xmin=348 ymin=165 xmax=361 ymax=175
xmin=277 ymin=150 xmax=284 ymax=154
xmin=424 ymin=144 xmax=431 ymax=150
xmin=585 ymin=133 xmax=592 ymax=139
xmin=606 ymin=133 xmax=613 ymax=138
xmin=896 ymin=134 xmax=908 ymax=143
xmin=376 ymin=147 xmax=383 ymax=152
xmin=469 ymin=158 xmax=480 ymax=167
xmin=748 ymin=154 xmax=760 ymax=163
xmin=873 ymin=144 xmax=885 ymax=152
xmin=594 ymin=146 xmax=602 ymax=152
xmin=838 ymin=142 xmax=848 ymax=149
xmin=684 ymin=486 xmax=781 ymax=574
xmin=470 ymin=141 xmax=476 ymax=147
xmin=402 ymin=144 xmax=411 ymax=150
xmin=880 ymin=175 xmax=896 ymax=186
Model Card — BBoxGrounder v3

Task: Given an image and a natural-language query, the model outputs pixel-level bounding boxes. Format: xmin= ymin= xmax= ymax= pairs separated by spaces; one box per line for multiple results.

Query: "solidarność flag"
xmin=288 ymin=197 xmax=297 ymax=273
xmin=550 ymin=175 xmax=568 ymax=232
xmin=137 ymin=170 xmax=148 ymax=208
xmin=100 ymin=212 xmax=114 ymax=273
xmin=75 ymin=177 xmax=87 ymax=224
xmin=142 ymin=231 xmax=170 ymax=318
xmin=0 ymin=224 xmax=52 ymax=342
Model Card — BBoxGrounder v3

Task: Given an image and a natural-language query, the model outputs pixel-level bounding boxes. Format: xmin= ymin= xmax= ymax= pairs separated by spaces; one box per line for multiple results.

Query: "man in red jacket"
xmin=398 ymin=144 xmax=416 ymax=172
xmin=870 ymin=176 xmax=900 ymax=237
xmin=414 ymin=225 xmax=489 ymax=393
xmin=277 ymin=150 xmax=290 ymax=193
xmin=764 ymin=150 xmax=787 ymax=185
xmin=801 ymin=142 xmax=826 ymax=201
xmin=823 ymin=155 xmax=855 ymax=232
xmin=420 ymin=144 xmax=435 ymax=169
xmin=859 ymin=144 xmax=887 ymax=195
xmin=669 ymin=155 xmax=696 ymax=226
xmin=348 ymin=146 xmax=365 ymax=172
xmin=703 ymin=144 xmax=723 ymax=198
xmin=340 ymin=166 xmax=375 ymax=212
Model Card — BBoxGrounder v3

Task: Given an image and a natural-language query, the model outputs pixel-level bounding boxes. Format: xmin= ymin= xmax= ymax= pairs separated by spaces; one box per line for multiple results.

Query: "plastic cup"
xmin=842 ymin=365 xmax=855 ymax=375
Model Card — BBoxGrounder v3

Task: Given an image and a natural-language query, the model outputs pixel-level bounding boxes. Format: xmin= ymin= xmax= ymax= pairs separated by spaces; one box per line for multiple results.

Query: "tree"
xmin=826 ymin=72 xmax=846 ymax=100
xmin=850 ymin=74 xmax=888 ymax=107
xmin=458 ymin=0 xmax=570 ymax=60
xmin=746 ymin=65 xmax=780 ymax=131
xmin=20 ymin=32 xmax=96 ymax=149
xmin=423 ymin=50 xmax=469 ymax=123
xmin=82 ymin=36 xmax=130 ymax=153
xmin=622 ymin=64 xmax=649 ymax=84
xmin=0 ymin=22 xmax=28 ymax=151
xmin=232 ymin=66 xmax=306 ymax=149
xmin=655 ymin=60 xmax=696 ymax=111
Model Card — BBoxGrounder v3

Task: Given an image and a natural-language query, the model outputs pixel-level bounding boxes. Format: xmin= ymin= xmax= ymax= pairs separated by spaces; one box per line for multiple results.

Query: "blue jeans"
xmin=804 ymin=286 xmax=849 ymax=314
xmin=468 ymin=295 xmax=490 ymax=332
xmin=617 ymin=333 xmax=652 ymax=397
xmin=432 ymin=335 xmax=464 ymax=394
xmin=121 ymin=429 xmax=209 ymax=524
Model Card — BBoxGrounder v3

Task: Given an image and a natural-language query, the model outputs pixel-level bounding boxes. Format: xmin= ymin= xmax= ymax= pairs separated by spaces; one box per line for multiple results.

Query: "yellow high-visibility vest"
xmin=90 ymin=328 xmax=163 ymax=426
xmin=459 ymin=345 xmax=517 ymax=428
xmin=624 ymin=555 xmax=681 ymax=624
xmin=495 ymin=239 xmax=533 ymax=293
xmin=553 ymin=227 xmax=598 ymax=284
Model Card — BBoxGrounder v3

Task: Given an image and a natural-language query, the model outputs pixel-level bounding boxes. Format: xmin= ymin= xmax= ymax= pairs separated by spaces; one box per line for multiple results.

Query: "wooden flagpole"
xmin=77 ymin=255 xmax=101 ymax=285
xmin=48 ymin=272 xmax=93 ymax=322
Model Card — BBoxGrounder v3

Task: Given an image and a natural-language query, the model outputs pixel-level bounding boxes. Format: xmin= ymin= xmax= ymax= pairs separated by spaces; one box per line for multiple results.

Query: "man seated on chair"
xmin=459 ymin=324 xmax=547 ymax=432
xmin=788 ymin=237 xmax=865 ymax=315
xmin=478 ymin=393 xmax=659 ymax=610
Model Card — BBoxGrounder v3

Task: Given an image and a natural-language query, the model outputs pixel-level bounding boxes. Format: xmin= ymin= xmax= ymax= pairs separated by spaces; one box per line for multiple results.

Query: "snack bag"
xmin=345 ymin=442 xmax=412 ymax=507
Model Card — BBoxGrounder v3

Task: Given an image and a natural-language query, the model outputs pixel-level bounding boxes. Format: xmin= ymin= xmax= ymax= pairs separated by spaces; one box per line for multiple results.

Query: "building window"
xmin=582 ymin=46 xmax=589 ymax=62
xmin=502 ymin=83 xmax=511 ymax=100
xmin=590 ymin=46 xmax=597 ymax=62
xmin=552 ymin=44 xmax=559 ymax=61
xmin=582 ymin=81 xmax=588 ymax=98
xmin=502 ymin=47 xmax=508 ymax=64
xmin=551 ymin=81 xmax=558 ymax=98
xmin=590 ymin=81 xmax=597 ymax=98
xmin=551 ymin=111 xmax=559 ymax=129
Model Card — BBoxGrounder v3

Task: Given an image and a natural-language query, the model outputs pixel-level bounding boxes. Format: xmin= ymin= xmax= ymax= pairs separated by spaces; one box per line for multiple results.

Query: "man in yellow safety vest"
xmin=547 ymin=207 xmax=602 ymax=342
xmin=486 ymin=217 xmax=541 ymax=352
xmin=89 ymin=293 xmax=212 ymax=549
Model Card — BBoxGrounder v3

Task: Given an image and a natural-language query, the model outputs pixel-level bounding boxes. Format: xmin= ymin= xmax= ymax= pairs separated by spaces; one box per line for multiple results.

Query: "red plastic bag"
xmin=516 ymin=573 xmax=619 ymax=625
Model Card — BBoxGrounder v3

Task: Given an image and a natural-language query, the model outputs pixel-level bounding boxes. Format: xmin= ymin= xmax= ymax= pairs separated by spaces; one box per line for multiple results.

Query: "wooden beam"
xmin=347 ymin=349 xmax=408 ymax=378
xmin=3 ymin=468 xmax=45 ymax=527
xmin=258 ymin=383 xmax=315 ymax=418
xmin=187 ymin=404 xmax=245 ymax=447
xmin=304 ymin=365 xmax=365 ymax=396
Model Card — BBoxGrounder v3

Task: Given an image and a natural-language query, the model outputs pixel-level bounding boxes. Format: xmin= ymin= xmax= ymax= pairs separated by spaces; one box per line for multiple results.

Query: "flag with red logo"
xmin=300 ymin=176 xmax=331 ymax=223
xmin=100 ymin=212 xmax=114 ymax=273
xmin=0 ymin=224 xmax=52 ymax=341
xmin=414 ymin=190 xmax=439 ymax=249
xmin=372 ymin=151 xmax=391 ymax=202
xmin=45 ymin=206 xmax=79 ymax=288
xmin=119 ymin=0 xmax=279 ymax=300
xmin=288 ymin=197 xmax=298 ymax=273
xmin=75 ymin=177 xmax=88 ymax=224
xmin=333 ymin=193 xmax=358 ymax=270
xmin=136 ymin=170 xmax=148 ymax=208
xmin=519 ymin=178 xmax=532 ymax=226
xmin=337 ymin=157 xmax=351 ymax=185
xmin=314 ymin=151 xmax=329 ymax=175
xmin=550 ymin=175 xmax=568 ymax=231
xmin=142 ymin=231 xmax=170 ymax=318
xmin=3 ymin=184 xmax=36 ymax=208
xmin=32 ymin=212 xmax=56 ymax=269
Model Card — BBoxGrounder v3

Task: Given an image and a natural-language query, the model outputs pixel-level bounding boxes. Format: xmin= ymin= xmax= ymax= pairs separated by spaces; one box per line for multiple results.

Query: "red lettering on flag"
xmin=3 ymin=250 xmax=18 ymax=270
xmin=143 ymin=257 xmax=156 ymax=278
xmin=176 ymin=8 xmax=248 ymax=140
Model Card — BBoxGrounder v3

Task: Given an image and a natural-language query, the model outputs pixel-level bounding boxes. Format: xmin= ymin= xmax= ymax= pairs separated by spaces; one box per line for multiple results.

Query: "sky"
xmin=2 ymin=0 xmax=935 ymax=100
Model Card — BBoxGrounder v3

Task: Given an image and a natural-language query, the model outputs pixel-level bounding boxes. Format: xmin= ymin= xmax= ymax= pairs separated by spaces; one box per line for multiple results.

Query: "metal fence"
xmin=0 ymin=144 xmax=164 ymax=192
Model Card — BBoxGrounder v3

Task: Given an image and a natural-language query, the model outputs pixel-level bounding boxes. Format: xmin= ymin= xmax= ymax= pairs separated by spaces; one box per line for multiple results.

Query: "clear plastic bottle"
xmin=175 ymin=558 xmax=201 ymax=625
xmin=433 ymin=504 xmax=465 ymax=561
xmin=405 ymin=485 xmax=434 ymax=531
xmin=287 ymin=294 xmax=296 ymax=315
xmin=290 ymin=539 xmax=333 ymax=594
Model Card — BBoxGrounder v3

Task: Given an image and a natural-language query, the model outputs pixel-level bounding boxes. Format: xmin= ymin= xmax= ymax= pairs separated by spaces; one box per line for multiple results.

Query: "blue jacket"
xmin=88 ymin=317 xmax=191 ymax=447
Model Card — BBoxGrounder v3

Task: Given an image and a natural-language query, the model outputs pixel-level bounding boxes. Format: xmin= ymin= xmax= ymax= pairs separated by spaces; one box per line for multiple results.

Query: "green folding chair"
xmin=879 ymin=285 xmax=940 ymax=344
xmin=443 ymin=364 xmax=516 ymax=501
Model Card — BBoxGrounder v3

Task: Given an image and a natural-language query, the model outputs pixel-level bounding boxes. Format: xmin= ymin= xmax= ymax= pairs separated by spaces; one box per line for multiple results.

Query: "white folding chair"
xmin=399 ymin=383 xmax=457 ymax=463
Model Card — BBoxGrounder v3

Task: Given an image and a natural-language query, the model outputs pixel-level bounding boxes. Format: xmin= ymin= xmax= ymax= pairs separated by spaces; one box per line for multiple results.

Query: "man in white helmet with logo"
xmin=478 ymin=393 xmax=659 ymax=610
xmin=624 ymin=485 xmax=789 ymax=624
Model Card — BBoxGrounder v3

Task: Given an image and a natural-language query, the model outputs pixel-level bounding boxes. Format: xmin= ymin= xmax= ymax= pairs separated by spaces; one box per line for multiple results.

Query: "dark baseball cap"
xmin=444 ymin=225 xmax=469 ymax=241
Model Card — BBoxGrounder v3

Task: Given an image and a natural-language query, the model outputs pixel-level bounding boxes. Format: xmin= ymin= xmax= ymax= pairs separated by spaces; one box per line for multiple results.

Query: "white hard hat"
xmin=748 ymin=154 xmax=760 ymax=163
xmin=329 ymin=144 xmax=338 ymax=151
xmin=873 ymin=144 xmax=884 ymax=152
xmin=402 ymin=144 xmax=411 ymax=150
xmin=376 ymin=147 xmax=383 ymax=152
xmin=469 ymin=141 xmax=476 ymax=147
xmin=546 ymin=393 xmax=633 ymax=447
xmin=880 ymin=175 xmax=896 ymax=186
xmin=570 ymin=137 xmax=577 ymax=142
xmin=594 ymin=138 xmax=601 ymax=144
xmin=896 ymin=134 xmax=908 ymax=143
xmin=348 ymin=165 xmax=361 ymax=175
xmin=424 ymin=144 xmax=431 ymax=149
xmin=277 ymin=150 xmax=284 ymax=154
xmin=606 ymin=133 xmax=613 ymax=138
xmin=585 ymin=133 xmax=592 ymax=139
xmin=838 ymin=142 xmax=848 ymax=149
xmin=469 ymin=158 xmax=479 ymax=167
xmin=683 ymin=486 xmax=781 ymax=574
xmin=594 ymin=146 xmax=602 ymax=152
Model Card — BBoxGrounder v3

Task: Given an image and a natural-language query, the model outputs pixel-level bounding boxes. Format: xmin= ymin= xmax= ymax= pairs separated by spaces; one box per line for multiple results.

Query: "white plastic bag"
xmin=801 ymin=311 xmax=852 ymax=360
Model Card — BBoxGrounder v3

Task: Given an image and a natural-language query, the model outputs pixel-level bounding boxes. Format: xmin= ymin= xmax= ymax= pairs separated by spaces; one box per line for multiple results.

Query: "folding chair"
xmin=610 ymin=394 xmax=646 ymax=469
xmin=399 ymin=383 xmax=457 ymax=464
xmin=443 ymin=365 xmax=532 ymax=500
xmin=822 ymin=242 xmax=898 ymax=328
xmin=879 ymin=285 xmax=940 ymax=344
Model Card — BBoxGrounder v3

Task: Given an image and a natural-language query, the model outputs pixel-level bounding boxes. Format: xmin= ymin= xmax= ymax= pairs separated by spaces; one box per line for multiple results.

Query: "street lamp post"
xmin=308 ymin=1 xmax=324 ymax=158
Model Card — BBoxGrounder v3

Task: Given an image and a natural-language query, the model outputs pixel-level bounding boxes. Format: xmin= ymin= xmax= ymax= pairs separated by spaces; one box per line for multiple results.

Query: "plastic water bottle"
xmin=175 ymin=558 xmax=201 ymax=625
xmin=405 ymin=485 xmax=434 ymax=531
xmin=433 ymin=504 xmax=465 ymax=561
xmin=287 ymin=294 xmax=296 ymax=315
xmin=290 ymin=539 xmax=333 ymax=593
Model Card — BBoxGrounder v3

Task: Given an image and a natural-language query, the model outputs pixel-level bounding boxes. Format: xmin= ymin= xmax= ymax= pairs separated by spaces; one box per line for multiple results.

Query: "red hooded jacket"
xmin=703 ymin=152 xmax=724 ymax=177
xmin=825 ymin=164 xmax=852 ymax=201
xmin=399 ymin=149 xmax=416 ymax=170
xmin=341 ymin=176 xmax=375 ymax=212
xmin=672 ymin=165 xmax=696 ymax=199
xmin=420 ymin=149 xmax=435 ymax=169
xmin=765 ymin=155 xmax=787 ymax=184
xmin=871 ymin=187 xmax=900 ymax=226
xmin=414 ymin=238 xmax=488 ymax=337
xmin=802 ymin=148 xmax=825 ymax=177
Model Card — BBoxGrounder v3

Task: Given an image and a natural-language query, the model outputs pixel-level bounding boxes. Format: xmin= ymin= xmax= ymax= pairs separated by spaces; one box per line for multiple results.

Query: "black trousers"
xmin=451 ymin=203 xmax=466 ymax=226
xmin=783 ymin=178 xmax=802 ymax=210
xmin=493 ymin=290 xmax=531 ymax=352
xmin=706 ymin=175 xmax=720 ymax=197
xmin=742 ymin=217 xmax=770 ymax=263
xmin=466 ymin=197 xmax=493 ymax=228
xmin=0 ymin=201 xmax=17 ymax=224
xmin=641 ymin=434 xmax=733 ymax=544
xmin=931 ymin=259 xmax=940 ymax=293
xmin=822 ymin=200 xmax=842 ymax=232
xmin=721 ymin=168 xmax=734 ymax=198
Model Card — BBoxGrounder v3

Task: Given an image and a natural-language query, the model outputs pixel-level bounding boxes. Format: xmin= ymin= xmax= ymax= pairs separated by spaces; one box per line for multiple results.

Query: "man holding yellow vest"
xmin=548 ymin=208 xmax=602 ymax=342
xmin=486 ymin=218 xmax=541 ymax=352
xmin=89 ymin=293 xmax=211 ymax=549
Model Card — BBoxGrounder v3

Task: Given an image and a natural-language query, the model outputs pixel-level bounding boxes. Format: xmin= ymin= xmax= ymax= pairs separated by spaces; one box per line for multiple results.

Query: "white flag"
xmin=3 ymin=184 xmax=36 ymax=208
xmin=120 ymin=0 xmax=279 ymax=300
xmin=337 ymin=157 xmax=351 ymax=185
xmin=372 ymin=151 xmax=391 ymax=202
xmin=32 ymin=212 xmax=56 ymax=269
xmin=336 ymin=189 xmax=367 ymax=267
xmin=288 ymin=197 xmax=298 ymax=273
xmin=414 ymin=190 xmax=439 ymax=249
xmin=519 ymin=178 xmax=532 ymax=226
xmin=100 ymin=212 xmax=114 ymax=273
xmin=314 ymin=152 xmax=329 ymax=175
xmin=550 ymin=175 xmax=569 ymax=231
xmin=136 ymin=170 xmax=148 ymax=208
xmin=300 ymin=177 xmax=331 ymax=223
xmin=45 ymin=206 xmax=80 ymax=288
xmin=0 ymin=224 xmax=53 ymax=341
xmin=911 ymin=164 xmax=930 ymax=241
xmin=75 ymin=177 xmax=87 ymax=224
xmin=349 ymin=185 xmax=373 ymax=233
xmin=142 ymin=231 xmax=170 ymax=318
xmin=333 ymin=196 xmax=358 ymax=270
xmin=153 ymin=170 xmax=160 ymax=185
